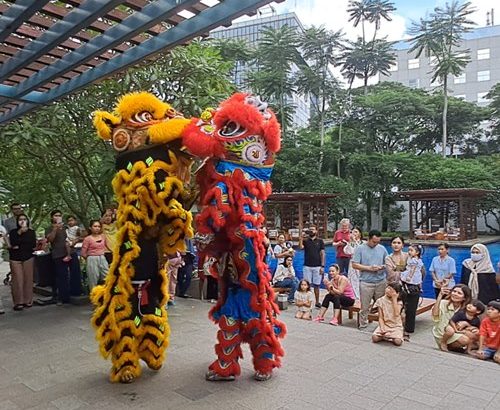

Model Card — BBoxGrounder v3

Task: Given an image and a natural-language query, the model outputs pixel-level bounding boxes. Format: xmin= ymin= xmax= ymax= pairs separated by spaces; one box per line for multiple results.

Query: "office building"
xmin=210 ymin=12 xmax=311 ymax=127
xmin=381 ymin=24 xmax=500 ymax=106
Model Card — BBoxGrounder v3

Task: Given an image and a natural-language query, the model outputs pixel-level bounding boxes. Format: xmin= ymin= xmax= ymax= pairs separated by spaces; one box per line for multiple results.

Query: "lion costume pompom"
xmin=91 ymin=92 xmax=194 ymax=383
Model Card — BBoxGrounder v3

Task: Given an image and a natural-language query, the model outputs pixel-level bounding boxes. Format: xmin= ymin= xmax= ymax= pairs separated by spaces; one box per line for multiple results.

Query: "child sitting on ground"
xmin=476 ymin=300 xmax=500 ymax=363
xmin=372 ymin=282 xmax=404 ymax=346
xmin=294 ymin=280 xmax=314 ymax=320
xmin=440 ymin=300 xmax=485 ymax=353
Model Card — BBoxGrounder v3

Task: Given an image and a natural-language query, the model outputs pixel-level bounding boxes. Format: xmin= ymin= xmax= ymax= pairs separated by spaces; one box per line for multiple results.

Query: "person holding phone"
xmin=352 ymin=229 xmax=388 ymax=329
xmin=46 ymin=209 xmax=82 ymax=304
xmin=333 ymin=218 xmax=351 ymax=276
xmin=8 ymin=213 xmax=36 ymax=310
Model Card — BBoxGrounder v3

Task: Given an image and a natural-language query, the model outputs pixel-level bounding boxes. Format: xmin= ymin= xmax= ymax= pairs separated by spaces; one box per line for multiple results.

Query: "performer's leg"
xmin=138 ymin=266 xmax=170 ymax=371
xmin=138 ymin=311 xmax=170 ymax=371
xmin=206 ymin=315 xmax=242 ymax=381
xmin=110 ymin=322 xmax=141 ymax=383
xmin=246 ymin=318 xmax=285 ymax=381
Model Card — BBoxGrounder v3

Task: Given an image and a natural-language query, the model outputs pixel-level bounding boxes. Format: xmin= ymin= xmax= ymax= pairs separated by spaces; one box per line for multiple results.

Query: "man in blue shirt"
xmin=352 ymin=229 xmax=388 ymax=329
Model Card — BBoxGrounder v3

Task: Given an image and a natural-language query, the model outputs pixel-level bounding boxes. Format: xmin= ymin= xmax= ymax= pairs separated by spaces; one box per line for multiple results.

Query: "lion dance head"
xmin=93 ymin=91 xmax=190 ymax=152
xmin=182 ymin=93 xmax=281 ymax=166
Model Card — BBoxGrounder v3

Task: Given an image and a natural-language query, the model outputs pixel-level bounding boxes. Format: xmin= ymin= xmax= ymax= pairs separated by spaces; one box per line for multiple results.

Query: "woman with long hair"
xmin=385 ymin=235 xmax=407 ymax=283
xmin=8 ymin=213 xmax=36 ymax=311
xmin=432 ymin=284 xmax=472 ymax=352
xmin=343 ymin=227 xmax=364 ymax=299
xmin=81 ymin=220 xmax=109 ymax=293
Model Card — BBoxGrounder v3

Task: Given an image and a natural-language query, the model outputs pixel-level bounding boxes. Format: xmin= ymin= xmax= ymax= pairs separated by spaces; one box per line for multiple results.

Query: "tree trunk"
xmin=378 ymin=193 xmax=383 ymax=230
xmin=337 ymin=121 xmax=342 ymax=178
xmin=365 ymin=193 xmax=372 ymax=228
xmin=442 ymin=78 xmax=448 ymax=157
xmin=318 ymin=95 xmax=325 ymax=173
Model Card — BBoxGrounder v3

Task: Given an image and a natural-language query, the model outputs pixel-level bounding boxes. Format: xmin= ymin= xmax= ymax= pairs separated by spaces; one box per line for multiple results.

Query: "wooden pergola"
xmin=0 ymin=0 xmax=280 ymax=124
xmin=264 ymin=192 xmax=339 ymax=239
xmin=397 ymin=188 xmax=492 ymax=241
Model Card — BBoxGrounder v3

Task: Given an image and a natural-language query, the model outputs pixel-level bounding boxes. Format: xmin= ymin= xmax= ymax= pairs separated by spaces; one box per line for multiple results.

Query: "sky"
xmin=270 ymin=0 xmax=498 ymax=41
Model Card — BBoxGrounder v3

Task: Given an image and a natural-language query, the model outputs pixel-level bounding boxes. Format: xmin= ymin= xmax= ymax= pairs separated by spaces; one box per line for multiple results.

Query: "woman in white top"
xmin=343 ymin=227 xmax=364 ymax=300
xmin=272 ymin=255 xmax=299 ymax=303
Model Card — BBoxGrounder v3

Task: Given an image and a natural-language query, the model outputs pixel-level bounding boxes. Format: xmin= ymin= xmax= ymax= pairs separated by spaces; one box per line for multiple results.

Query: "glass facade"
xmin=210 ymin=13 xmax=311 ymax=128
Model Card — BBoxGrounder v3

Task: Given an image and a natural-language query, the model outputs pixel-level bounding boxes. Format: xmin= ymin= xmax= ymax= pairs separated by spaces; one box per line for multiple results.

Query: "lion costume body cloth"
xmin=91 ymin=92 xmax=193 ymax=383
xmin=183 ymin=93 xmax=286 ymax=380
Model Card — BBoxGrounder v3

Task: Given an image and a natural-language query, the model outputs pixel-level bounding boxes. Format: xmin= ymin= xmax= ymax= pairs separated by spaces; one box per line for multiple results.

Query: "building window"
xmin=409 ymin=78 xmax=420 ymax=88
xmin=477 ymin=92 xmax=490 ymax=105
xmin=454 ymin=73 xmax=466 ymax=84
xmin=454 ymin=94 xmax=466 ymax=100
xmin=408 ymin=58 xmax=419 ymax=69
xmin=389 ymin=61 xmax=398 ymax=72
xmin=477 ymin=70 xmax=490 ymax=82
xmin=477 ymin=48 xmax=490 ymax=60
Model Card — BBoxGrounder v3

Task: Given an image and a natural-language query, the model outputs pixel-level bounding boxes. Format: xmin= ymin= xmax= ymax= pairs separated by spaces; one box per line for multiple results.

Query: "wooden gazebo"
xmin=397 ymin=188 xmax=492 ymax=241
xmin=264 ymin=192 xmax=339 ymax=239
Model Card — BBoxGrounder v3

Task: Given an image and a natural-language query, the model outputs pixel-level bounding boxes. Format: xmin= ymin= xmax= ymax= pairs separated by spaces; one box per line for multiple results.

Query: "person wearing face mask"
xmin=299 ymin=225 xmax=325 ymax=308
xmin=460 ymin=244 xmax=499 ymax=305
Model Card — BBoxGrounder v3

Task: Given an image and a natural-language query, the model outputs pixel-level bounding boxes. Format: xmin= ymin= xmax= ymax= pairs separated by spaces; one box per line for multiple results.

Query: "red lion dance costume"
xmin=183 ymin=93 xmax=286 ymax=382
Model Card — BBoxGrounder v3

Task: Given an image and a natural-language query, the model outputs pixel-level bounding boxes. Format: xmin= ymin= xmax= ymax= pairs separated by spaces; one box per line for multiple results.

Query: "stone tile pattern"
xmin=0 ymin=264 xmax=499 ymax=410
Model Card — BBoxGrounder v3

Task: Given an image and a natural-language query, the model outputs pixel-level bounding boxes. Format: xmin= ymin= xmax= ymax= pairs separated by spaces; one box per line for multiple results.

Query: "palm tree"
xmin=296 ymin=26 xmax=344 ymax=172
xmin=409 ymin=1 xmax=475 ymax=157
xmin=248 ymin=25 xmax=300 ymax=135
xmin=347 ymin=0 xmax=372 ymax=43
xmin=341 ymin=38 xmax=395 ymax=94
xmin=367 ymin=0 xmax=396 ymax=42
xmin=344 ymin=0 xmax=396 ymax=94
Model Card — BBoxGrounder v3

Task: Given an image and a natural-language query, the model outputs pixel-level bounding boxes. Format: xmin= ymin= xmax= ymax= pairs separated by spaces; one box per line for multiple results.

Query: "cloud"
xmin=272 ymin=0 xmax=407 ymax=41
xmin=272 ymin=0 xmax=498 ymax=40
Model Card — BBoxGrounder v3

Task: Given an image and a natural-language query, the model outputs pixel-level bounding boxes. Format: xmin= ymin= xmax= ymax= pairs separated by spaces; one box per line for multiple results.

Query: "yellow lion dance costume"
xmin=91 ymin=92 xmax=193 ymax=383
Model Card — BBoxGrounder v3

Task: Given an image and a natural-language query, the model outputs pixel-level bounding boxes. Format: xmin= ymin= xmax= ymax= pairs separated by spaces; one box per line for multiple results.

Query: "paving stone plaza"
xmin=0 ymin=264 xmax=499 ymax=410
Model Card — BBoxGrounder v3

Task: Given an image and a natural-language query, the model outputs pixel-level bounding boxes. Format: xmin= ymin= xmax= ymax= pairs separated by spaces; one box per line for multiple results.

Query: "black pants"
xmin=402 ymin=284 xmax=420 ymax=333
xmin=336 ymin=257 xmax=350 ymax=276
xmin=206 ymin=275 xmax=218 ymax=300
xmin=54 ymin=258 xmax=71 ymax=303
xmin=321 ymin=293 xmax=355 ymax=309
xmin=177 ymin=261 xmax=193 ymax=296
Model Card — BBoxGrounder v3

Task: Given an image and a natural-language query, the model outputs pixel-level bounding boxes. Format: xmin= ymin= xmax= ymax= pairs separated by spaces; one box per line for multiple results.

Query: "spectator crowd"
xmin=268 ymin=219 xmax=500 ymax=364
xmin=1 ymin=205 xmax=499 ymax=364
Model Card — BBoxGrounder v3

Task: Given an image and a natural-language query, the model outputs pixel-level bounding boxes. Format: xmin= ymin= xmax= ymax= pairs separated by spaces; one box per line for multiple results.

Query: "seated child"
xmin=476 ymin=300 xmax=500 ymax=363
xmin=372 ymin=282 xmax=404 ymax=346
xmin=294 ymin=280 xmax=314 ymax=320
xmin=440 ymin=300 xmax=485 ymax=353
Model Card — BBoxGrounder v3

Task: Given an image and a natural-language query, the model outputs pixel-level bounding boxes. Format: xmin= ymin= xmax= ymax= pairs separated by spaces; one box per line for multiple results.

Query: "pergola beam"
xmin=0 ymin=0 xmax=200 ymax=104
xmin=0 ymin=0 xmax=273 ymax=124
xmin=0 ymin=0 xmax=50 ymax=43
xmin=0 ymin=85 xmax=45 ymax=104
xmin=0 ymin=0 xmax=124 ymax=83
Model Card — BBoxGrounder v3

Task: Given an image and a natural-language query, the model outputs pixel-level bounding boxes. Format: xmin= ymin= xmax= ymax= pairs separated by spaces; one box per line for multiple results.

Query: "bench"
xmin=338 ymin=297 xmax=436 ymax=326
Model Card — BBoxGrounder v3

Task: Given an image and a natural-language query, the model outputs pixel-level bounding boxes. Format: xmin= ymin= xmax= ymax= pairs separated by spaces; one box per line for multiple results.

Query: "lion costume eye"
xmin=129 ymin=111 xmax=154 ymax=125
xmin=219 ymin=121 xmax=246 ymax=138
xmin=112 ymin=129 xmax=131 ymax=152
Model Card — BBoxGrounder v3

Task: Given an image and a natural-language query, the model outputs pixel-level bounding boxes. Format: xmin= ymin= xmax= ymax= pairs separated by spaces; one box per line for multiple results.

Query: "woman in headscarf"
xmin=461 ymin=244 xmax=499 ymax=304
